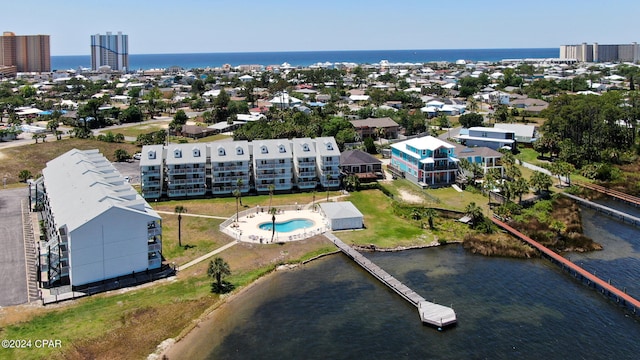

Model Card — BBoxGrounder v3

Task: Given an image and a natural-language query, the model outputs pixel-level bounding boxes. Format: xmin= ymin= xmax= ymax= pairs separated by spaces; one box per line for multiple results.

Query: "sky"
xmin=4 ymin=0 xmax=639 ymax=56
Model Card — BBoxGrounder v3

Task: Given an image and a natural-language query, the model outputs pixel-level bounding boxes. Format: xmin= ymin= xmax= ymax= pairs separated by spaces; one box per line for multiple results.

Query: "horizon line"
xmin=50 ymin=46 xmax=559 ymax=57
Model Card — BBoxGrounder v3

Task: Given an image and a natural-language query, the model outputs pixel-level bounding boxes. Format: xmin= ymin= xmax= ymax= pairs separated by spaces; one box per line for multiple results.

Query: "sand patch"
xmin=398 ymin=189 xmax=423 ymax=203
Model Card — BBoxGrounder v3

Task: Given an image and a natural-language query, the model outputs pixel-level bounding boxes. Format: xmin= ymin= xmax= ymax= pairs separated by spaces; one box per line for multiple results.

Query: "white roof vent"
xmin=174 ymin=149 xmax=182 ymax=158
xmin=147 ymin=150 xmax=156 ymax=159
xmin=278 ymin=144 xmax=286 ymax=153
xmin=302 ymin=143 xmax=310 ymax=151
xmin=261 ymin=146 xmax=268 ymax=154
xmin=193 ymin=147 xmax=201 ymax=157
xmin=236 ymin=146 xmax=244 ymax=155
xmin=218 ymin=146 xmax=225 ymax=156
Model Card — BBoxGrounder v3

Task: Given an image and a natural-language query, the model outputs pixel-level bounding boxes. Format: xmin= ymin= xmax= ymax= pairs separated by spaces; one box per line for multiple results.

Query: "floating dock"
xmin=324 ymin=233 xmax=457 ymax=328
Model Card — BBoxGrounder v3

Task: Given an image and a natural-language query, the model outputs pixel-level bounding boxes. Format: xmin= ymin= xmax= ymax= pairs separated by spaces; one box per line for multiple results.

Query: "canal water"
xmin=190 ymin=205 xmax=640 ymax=360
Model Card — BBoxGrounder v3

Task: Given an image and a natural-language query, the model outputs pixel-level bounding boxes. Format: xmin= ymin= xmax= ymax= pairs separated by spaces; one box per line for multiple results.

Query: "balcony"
xmin=212 ymin=186 xmax=234 ymax=193
xmin=141 ymin=169 xmax=161 ymax=177
xmin=212 ymin=164 xmax=249 ymax=172
xmin=142 ymin=191 xmax=161 ymax=198
xmin=148 ymin=242 xmax=162 ymax=253
xmin=142 ymin=180 xmax=161 ymax=187
xmin=169 ymin=178 xmax=205 ymax=185
xmin=434 ymin=152 xmax=448 ymax=158
xmin=297 ymin=181 xmax=317 ymax=189
xmin=168 ymin=167 xmax=206 ymax=175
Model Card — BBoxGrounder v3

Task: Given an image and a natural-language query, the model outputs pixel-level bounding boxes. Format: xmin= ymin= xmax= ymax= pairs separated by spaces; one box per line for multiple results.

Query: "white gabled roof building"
xmin=38 ymin=149 xmax=162 ymax=288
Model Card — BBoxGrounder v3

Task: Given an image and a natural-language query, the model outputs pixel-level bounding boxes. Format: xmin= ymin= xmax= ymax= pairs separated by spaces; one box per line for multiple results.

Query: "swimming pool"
xmin=259 ymin=219 xmax=315 ymax=232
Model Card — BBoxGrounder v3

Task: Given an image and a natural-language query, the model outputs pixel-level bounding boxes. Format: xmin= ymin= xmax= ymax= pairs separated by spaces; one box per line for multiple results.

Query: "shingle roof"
xmin=349 ymin=117 xmax=399 ymax=128
xmin=340 ymin=149 xmax=382 ymax=166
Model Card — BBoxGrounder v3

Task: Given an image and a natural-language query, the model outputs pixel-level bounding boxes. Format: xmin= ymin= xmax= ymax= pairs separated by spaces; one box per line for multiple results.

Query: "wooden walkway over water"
xmin=574 ymin=181 xmax=640 ymax=207
xmin=561 ymin=193 xmax=640 ymax=227
xmin=491 ymin=217 xmax=640 ymax=314
xmin=323 ymin=233 xmax=457 ymax=328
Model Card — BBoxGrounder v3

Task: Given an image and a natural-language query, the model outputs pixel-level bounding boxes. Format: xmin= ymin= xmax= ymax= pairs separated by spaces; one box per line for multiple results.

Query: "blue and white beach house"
xmin=389 ymin=136 xmax=459 ymax=187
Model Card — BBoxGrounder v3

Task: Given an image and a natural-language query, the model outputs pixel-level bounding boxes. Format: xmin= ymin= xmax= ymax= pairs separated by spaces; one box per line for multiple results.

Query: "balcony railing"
xmin=141 ymin=170 xmax=161 ymax=176
xmin=142 ymin=191 xmax=162 ymax=198
xmin=142 ymin=180 xmax=161 ymax=187
xmin=297 ymin=181 xmax=317 ymax=188
xmin=212 ymin=165 xmax=249 ymax=172
xmin=168 ymin=168 xmax=206 ymax=175
xmin=434 ymin=152 xmax=448 ymax=158
xmin=169 ymin=178 xmax=205 ymax=185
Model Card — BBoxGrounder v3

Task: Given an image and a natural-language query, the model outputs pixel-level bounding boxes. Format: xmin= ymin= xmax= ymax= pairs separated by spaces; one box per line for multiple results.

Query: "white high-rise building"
xmin=91 ymin=31 xmax=128 ymax=71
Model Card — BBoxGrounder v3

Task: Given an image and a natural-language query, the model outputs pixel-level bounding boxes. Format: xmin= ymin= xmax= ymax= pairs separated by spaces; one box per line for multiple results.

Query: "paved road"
xmin=0 ymin=188 xmax=28 ymax=306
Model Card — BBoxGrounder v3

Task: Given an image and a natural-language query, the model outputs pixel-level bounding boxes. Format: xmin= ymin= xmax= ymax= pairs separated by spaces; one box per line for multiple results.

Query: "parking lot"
xmin=0 ymin=188 xmax=28 ymax=306
xmin=112 ymin=158 xmax=141 ymax=185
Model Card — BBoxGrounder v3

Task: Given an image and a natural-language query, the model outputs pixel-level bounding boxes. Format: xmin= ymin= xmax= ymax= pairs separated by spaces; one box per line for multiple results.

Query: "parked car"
xmin=133 ymin=152 xmax=142 ymax=160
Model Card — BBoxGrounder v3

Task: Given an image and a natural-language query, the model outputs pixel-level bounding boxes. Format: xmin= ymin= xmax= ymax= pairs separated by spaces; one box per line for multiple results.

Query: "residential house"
xmin=389 ymin=136 xmax=458 ymax=187
xmin=452 ymin=143 xmax=504 ymax=177
xmin=340 ymin=149 xmax=383 ymax=181
xmin=36 ymin=149 xmax=162 ymax=288
xmin=456 ymin=126 xmax=516 ymax=151
xmin=210 ymin=141 xmax=251 ymax=196
xmin=165 ymin=143 xmax=207 ymax=198
xmin=349 ymin=117 xmax=400 ymax=140
xmin=493 ymin=123 xmax=538 ymax=144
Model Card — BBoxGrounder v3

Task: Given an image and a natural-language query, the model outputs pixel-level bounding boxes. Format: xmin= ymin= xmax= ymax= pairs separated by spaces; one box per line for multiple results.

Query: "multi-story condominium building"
xmin=35 ymin=149 xmax=162 ymax=288
xmin=91 ymin=31 xmax=129 ymax=71
xmin=139 ymin=137 xmax=341 ymax=199
xmin=560 ymin=42 xmax=640 ymax=63
xmin=210 ymin=140 xmax=251 ymax=195
xmin=389 ymin=136 xmax=458 ymax=187
xmin=140 ymin=145 xmax=165 ymax=200
xmin=0 ymin=31 xmax=50 ymax=73
xmin=316 ymin=137 xmax=341 ymax=188
xmin=165 ymin=143 xmax=207 ymax=198
xmin=291 ymin=138 xmax=318 ymax=190
xmin=252 ymin=139 xmax=294 ymax=193
xmin=455 ymin=126 xmax=516 ymax=151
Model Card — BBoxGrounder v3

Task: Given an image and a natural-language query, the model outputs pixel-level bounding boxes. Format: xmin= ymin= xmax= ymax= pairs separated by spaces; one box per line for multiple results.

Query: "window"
xmin=236 ymin=146 xmax=244 ymax=155
xmin=278 ymin=144 xmax=286 ymax=153
xmin=193 ymin=148 xmax=201 ymax=157
xmin=302 ymin=143 xmax=309 ymax=152
xmin=261 ymin=146 xmax=268 ymax=154
xmin=218 ymin=147 xmax=225 ymax=156
xmin=147 ymin=150 xmax=156 ymax=160
xmin=174 ymin=149 xmax=182 ymax=158
xmin=325 ymin=142 xmax=333 ymax=151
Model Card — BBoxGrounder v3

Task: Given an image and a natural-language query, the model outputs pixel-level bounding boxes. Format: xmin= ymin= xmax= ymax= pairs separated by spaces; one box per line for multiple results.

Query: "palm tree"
xmin=464 ymin=202 xmax=484 ymax=228
xmin=208 ymin=257 xmax=231 ymax=293
xmin=236 ymin=178 xmax=244 ymax=206
xmin=174 ymin=205 xmax=187 ymax=247
xmin=232 ymin=188 xmax=241 ymax=223
xmin=269 ymin=207 xmax=277 ymax=242
xmin=267 ymin=183 xmax=276 ymax=211
xmin=376 ymin=127 xmax=386 ymax=147
xmin=512 ymin=178 xmax=530 ymax=203
xmin=423 ymin=208 xmax=437 ymax=230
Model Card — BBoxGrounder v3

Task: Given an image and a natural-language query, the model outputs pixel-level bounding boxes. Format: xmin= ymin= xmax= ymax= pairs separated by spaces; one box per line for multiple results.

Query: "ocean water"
xmin=167 ymin=205 xmax=640 ymax=360
xmin=51 ymin=48 xmax=558 ymax=71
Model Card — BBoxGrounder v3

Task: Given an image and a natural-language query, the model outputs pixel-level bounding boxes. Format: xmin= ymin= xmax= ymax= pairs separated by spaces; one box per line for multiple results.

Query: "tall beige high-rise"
xmin=0 ymin=31 xmax=51 ymax=72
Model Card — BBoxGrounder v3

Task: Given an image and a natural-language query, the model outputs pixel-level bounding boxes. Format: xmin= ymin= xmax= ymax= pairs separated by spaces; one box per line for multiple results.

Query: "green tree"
xmin=174 ymin=205 xmax=187 ymax=247
xmin=364 ymin=137 xmax=376 ymax=154
xmin=530 ymin=171 xmax=553 ymax=194
xmin=208 ymin=257 xmax=231 ymax=293
xmin=114 ymin=149 xmax=131 ymax=162
xmin=120 ymin=105 xmax=143 ymax=123
xmin=464 ymin=202 xmax=484 ymax=228
xmin=512 ymin=178 xmax=530 ymax=203
xmin=232 ymin=188 xmax=241 ymax=223
xmin=143 ymin=87 xmax=163 ymax=119
xmin=458 ymin=112 xmax=484 ymax=128
xmin=344 ymin=174 xmax=360 ymax=192
xmin=423 ymin=208 xmax=436 ymax=230
xmin=18 ymin=169 xmax=32 ymax=182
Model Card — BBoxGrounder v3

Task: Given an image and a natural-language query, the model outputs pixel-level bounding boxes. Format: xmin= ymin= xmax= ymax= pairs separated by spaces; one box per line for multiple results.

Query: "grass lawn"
xmin=106 ymin=120 xmax=171 ymax=138
xmin=516 ymin=147 xmax=543 ymax=166
xmin=0 ymin=138 xmax=140 ymax=185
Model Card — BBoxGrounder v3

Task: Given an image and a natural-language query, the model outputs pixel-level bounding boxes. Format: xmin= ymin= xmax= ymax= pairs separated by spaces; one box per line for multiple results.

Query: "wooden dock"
xmin=324 ymin=233 xmax=457 ymax=328
xmin=574 ymin=181 xmax=640 ymax=207
xmin=491 ymin=217 xmax=640 ymax=314
xmin=561 ymin=193 xmax=640 ymax=227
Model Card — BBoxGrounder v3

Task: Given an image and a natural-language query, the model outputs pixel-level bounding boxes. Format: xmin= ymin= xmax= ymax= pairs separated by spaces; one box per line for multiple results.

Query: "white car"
xmin=133 ymin=152 xmax=142 ymax=160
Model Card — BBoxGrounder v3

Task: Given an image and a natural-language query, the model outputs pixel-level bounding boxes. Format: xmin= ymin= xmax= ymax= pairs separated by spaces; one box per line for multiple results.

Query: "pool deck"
xmin=222 ymin=208 xmax=328 ymax=244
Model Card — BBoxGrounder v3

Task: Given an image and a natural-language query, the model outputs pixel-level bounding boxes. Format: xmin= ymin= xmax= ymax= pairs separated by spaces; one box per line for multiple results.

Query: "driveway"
xmin=0 ymin=188 xmax=28 ymax=306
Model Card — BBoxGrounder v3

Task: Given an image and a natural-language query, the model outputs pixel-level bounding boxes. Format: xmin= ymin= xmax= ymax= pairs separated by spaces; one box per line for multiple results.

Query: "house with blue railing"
xmin=389 ymin=136 xmax=458 ymax=187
